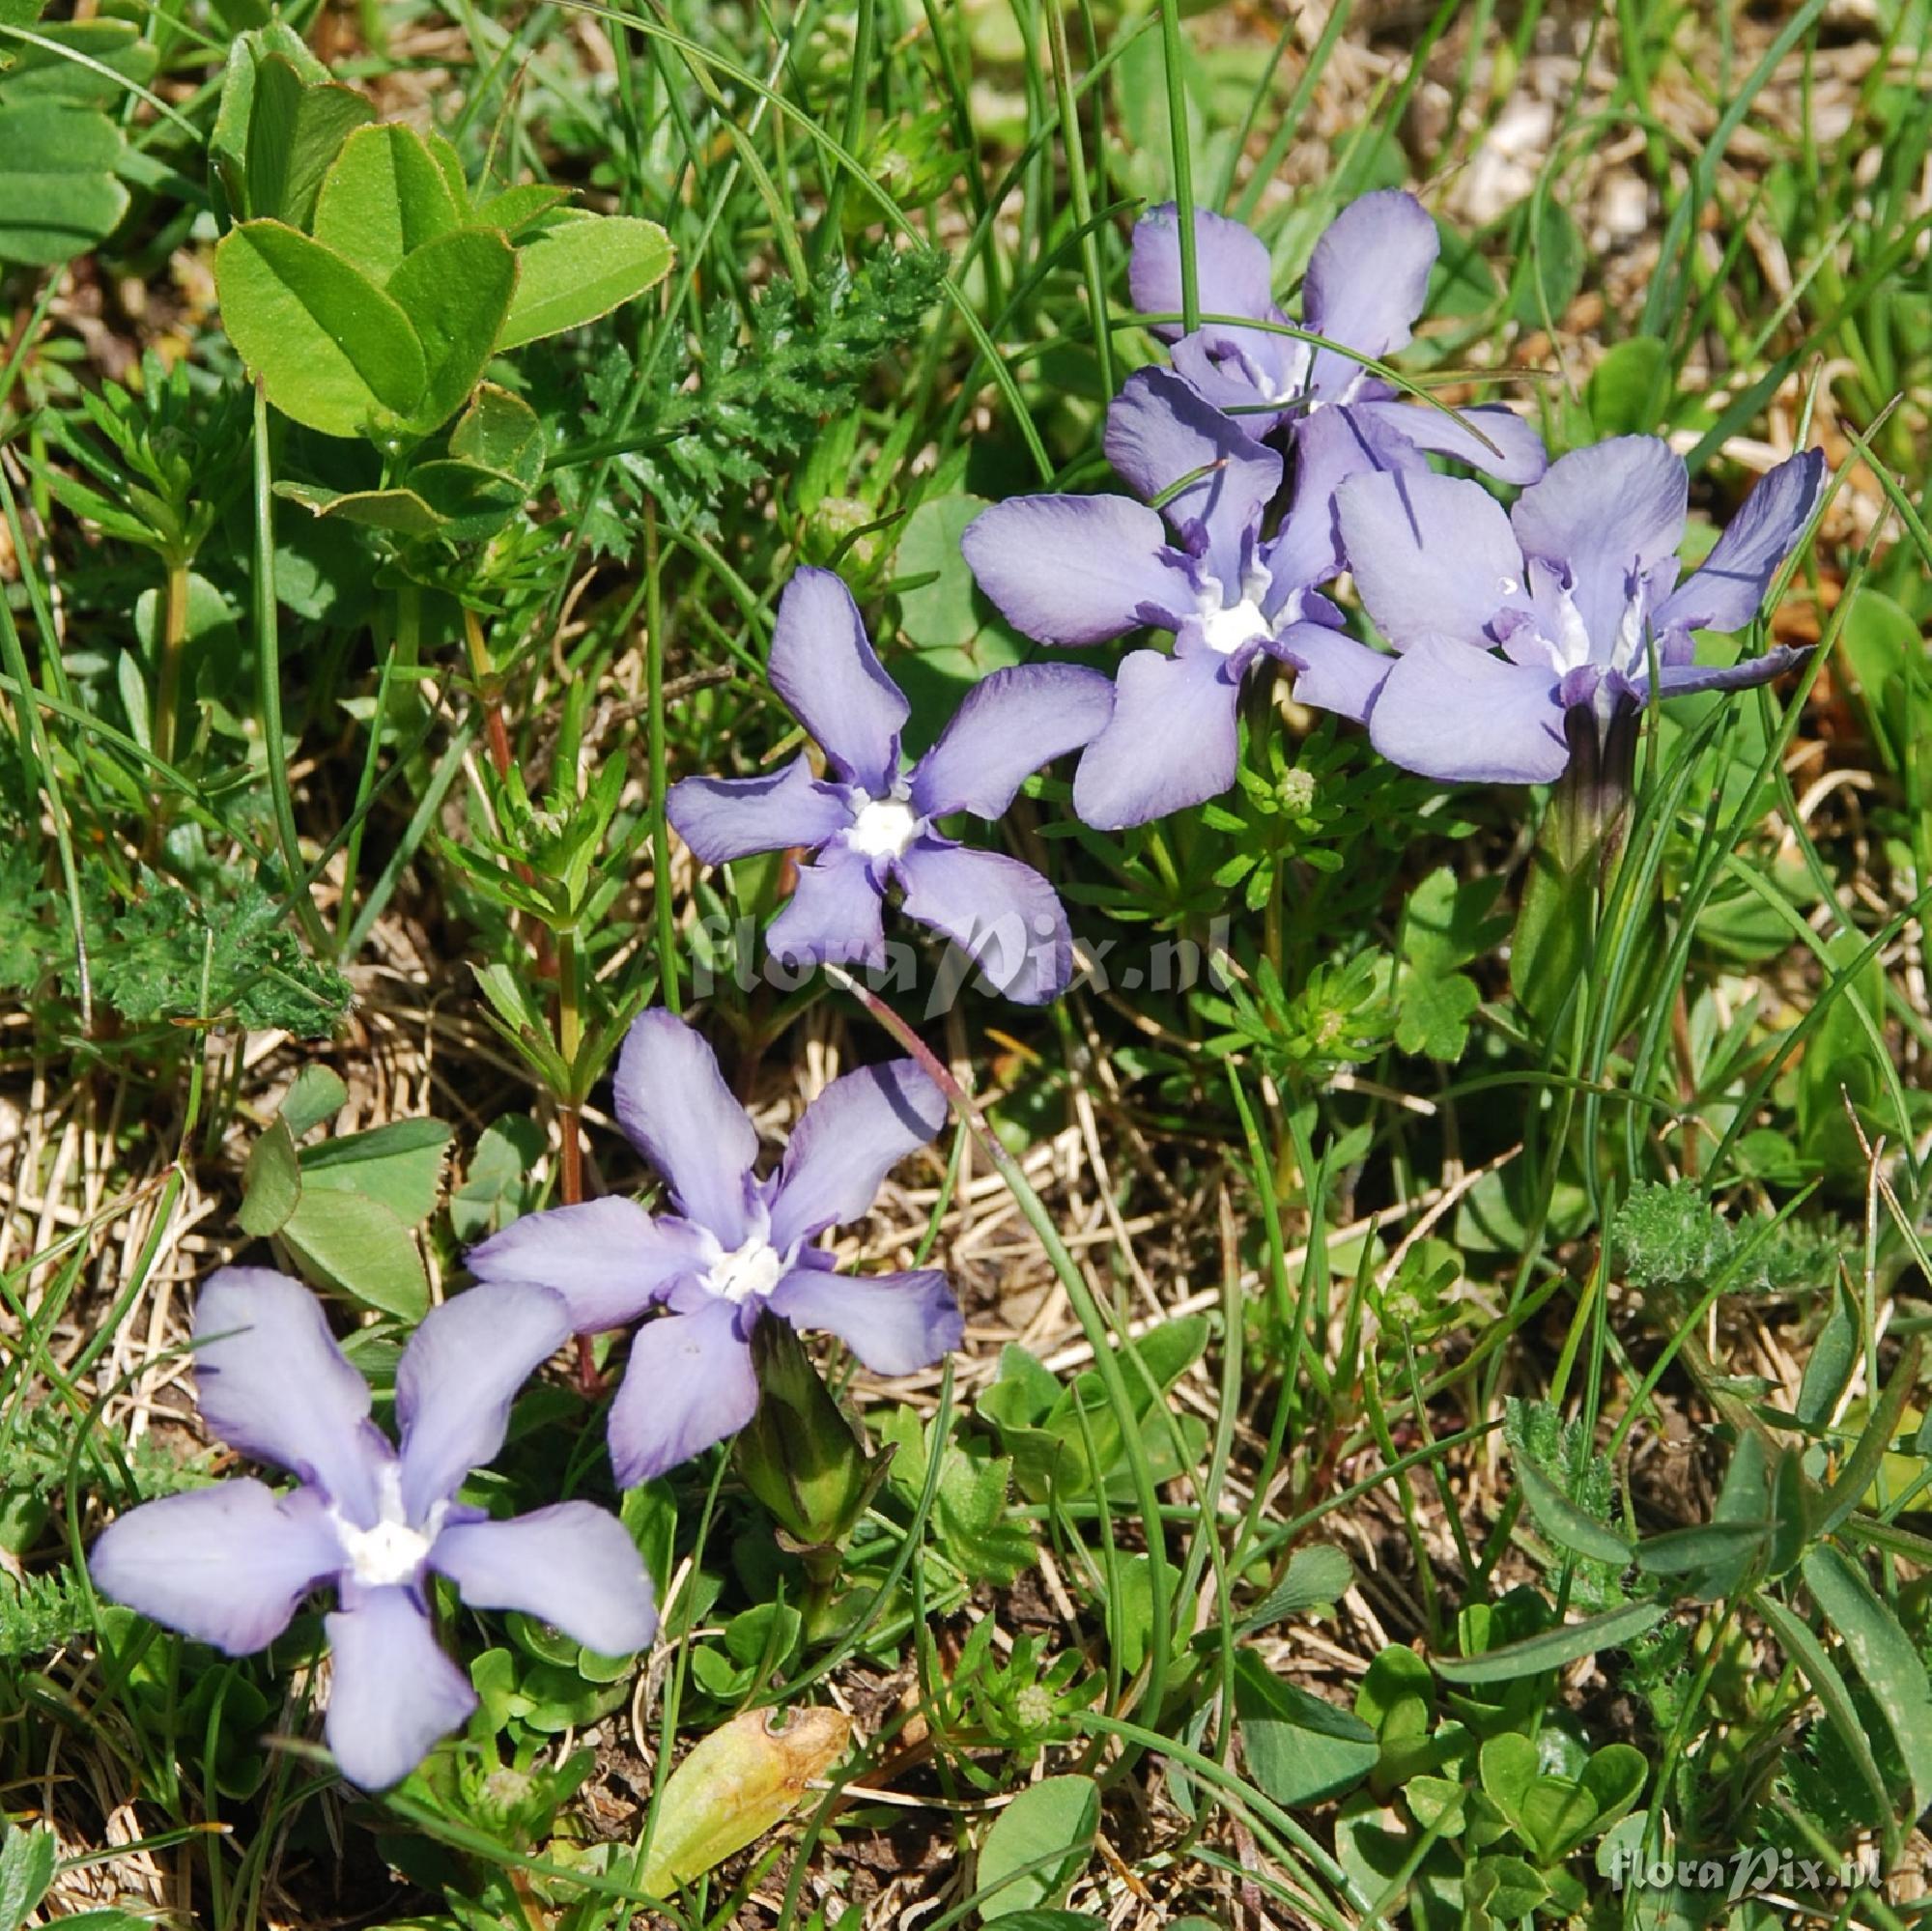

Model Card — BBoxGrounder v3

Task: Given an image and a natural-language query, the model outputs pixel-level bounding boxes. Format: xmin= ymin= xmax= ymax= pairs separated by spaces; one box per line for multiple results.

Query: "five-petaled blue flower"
xmin=1329 ymin=435 xmax=1827 ymax=782
xmin=962 ymin=365 xmax=1377 ymax=827
xmin=666 ymin=568 xmax=1113 ymax=1005
xmin=1130 ymin=190 xmax=1547 ymax=492
xmin=468 ymin=1008 xmax=961 ymax=1489
xmin=89 ymin=1271 xmax=655 ymax=1791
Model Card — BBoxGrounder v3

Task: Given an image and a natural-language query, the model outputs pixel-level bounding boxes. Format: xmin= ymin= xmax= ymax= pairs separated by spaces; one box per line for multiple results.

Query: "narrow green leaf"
xmin=1633 ymin=1519 xmax=1769 ymax=1576
xmin=313 ymin=121 xmax=461 ymax=278
xmin=215 ymin=220 xmax=426 ymax=439
xmin=497 ymin=213 xmax=672 ymax=351
xmin=1802 ymin=1546 xmax=1932 ymax=1816
xmin=1509 ymin=843 xmax=1592 ymax=1040
xmin=1768 ymin=1449 xmax=1811 ymax=1578
xmin=1819 ymin=1338 xmax=1924 ymax=1536
xmin=1431 ymin=1600 xmax=1665 ymax=1684
xmin=1796 ymin=1276 xmax=1860 ymax=1427
xmin=1516 ymin=1458 xmax=1634 ymax=1567
xmin=242 ymin=54 xmax=373 ymax=228
xmin=1753 ymin=1588 xmax=1894 ymax=1826
xmin=387 ymin=225 xmax=518 ymax=432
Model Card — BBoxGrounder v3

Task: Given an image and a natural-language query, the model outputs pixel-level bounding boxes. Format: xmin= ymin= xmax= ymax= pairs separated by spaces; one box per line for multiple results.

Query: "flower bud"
xmin=733 ymin=1316 xmax=892 ymax=1558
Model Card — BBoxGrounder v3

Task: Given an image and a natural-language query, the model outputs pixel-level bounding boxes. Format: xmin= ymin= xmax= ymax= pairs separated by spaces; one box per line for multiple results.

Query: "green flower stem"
xmin=644 ymin=497 xmax=681 ymax=1014
xmin=151 ymin=556 xmax=189 ymax=772
xmin=1157 ymin=0 xmax=1199 ymax=332
xmin=824 ymin=966 xmax=1173 ymax=1755
xmin=557 ymin=923 xmax=597 ymax=1395
xmin=250 ymin=383 xmax=327 ymax=952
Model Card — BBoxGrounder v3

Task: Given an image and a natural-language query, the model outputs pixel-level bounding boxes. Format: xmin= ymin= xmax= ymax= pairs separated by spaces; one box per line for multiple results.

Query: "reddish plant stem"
xmin=462 ymin=606 xmax=558 ymax=980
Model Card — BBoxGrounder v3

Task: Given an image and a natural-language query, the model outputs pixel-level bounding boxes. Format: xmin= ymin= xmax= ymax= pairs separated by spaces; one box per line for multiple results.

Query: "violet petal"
xmin=613 ymin=1011 xmax=759 ymax=1246
xmin=768 ymin=1060 xmax=948 ymax=1251
xmin=431 ymin=1500 xmax=657 ymax=1657
xmin=767 ymin=1267 xmax=963 ymax=1377
xmin=607 ymin=1299 xmax=760 ymax=1487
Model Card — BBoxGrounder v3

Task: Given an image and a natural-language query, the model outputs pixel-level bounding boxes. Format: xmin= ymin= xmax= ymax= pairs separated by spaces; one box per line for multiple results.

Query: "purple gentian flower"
xmin=1130 ymin=191 xmax=1547 ymax=494
xmin=666 ymin=568 xmax=1112 ymax=1006
xmin=961 ymin=365 xmax=1377 ymax=827
xmin=89 ymin=1271 xmax=654 ymax=1791
xmin=1329 ymin=436 xmax=1827 ymax=782
xmin=467 ymin=1009 xmax=960 ymax=1489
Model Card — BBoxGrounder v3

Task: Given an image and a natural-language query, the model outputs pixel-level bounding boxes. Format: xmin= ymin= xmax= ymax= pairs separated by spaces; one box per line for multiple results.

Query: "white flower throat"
xmin=1197 ymin=558 xmax=1276 ymax=657
xmin=704 ymin=1232 xmax=788 ymax=1303
xmin=1201 ymin=598 xmax=1268 ymax=655
xmin=698 ymin=1203 xmax=799 ymax=1305
xmin=846 ymin=790 xmax=921 ymax=860
xmin=332 ymin=1462 xmax=440 ymax=1589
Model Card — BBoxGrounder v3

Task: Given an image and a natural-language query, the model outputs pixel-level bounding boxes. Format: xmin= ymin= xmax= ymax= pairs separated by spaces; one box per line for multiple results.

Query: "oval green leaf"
xmin=497 ymin=213 xmax=672 ymax=350
xmin=386 ymin=225 xmax=518 ymax=432
xmin=313 ymin=121 xmax=462 ymax=278
xmin=242 ymin=54 xmax=374 ymax=228
xmin=215 ymin=220 xmax=427 ymax=439
xmin=0 ymin=100 xmax=128 ymax=266
xmin=279 ymin=1187 xmax=429 ymax=1320
xmin=1802 ymin=1546 xmax=1932 ymax=1816
xmin=977 ymin=1775 xmax=1098 ymax=1921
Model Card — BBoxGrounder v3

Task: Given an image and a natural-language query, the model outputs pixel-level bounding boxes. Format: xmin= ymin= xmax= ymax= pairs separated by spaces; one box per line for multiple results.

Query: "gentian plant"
xmin=1129 ymin=191 xmax=1548 ymax=486
xmin=89 ymin=1271 xmax=655 ymax=1791
xmin=962 ymin=365 xmax=1379 ymax=826
xmin=1331 ymin=435 xmax=1827 ymax=785
xmin=467 ymin=1008 xmax=960 ymax=1488
xmin=666 ymin=567 xmax=1112 ymax=1002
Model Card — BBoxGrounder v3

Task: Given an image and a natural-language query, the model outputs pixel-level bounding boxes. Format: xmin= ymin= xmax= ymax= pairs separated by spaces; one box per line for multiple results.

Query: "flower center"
xmin=704 ymin=1233 xmax=789 ymax=1304
xmin=1201 ymin=597 xmax=1268 ymax=656
xmin=847 ymin=795 xmax=922 ymax=860
xmin=332 ymin=1463 xmax=438 ymax=1588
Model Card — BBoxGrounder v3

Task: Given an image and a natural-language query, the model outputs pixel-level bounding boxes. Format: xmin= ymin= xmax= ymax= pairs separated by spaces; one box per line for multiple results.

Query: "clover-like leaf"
xmin=313 ymin=121 xmax=462 ymax=278
xmin=216 ymin=220 xmax=427 ymax=439
xmin=387 ymin=225 xmax=519 ymax=432
xmin=497 ymin=212 xmax=672 ymax=350
xmin=474 ymin=181 xmax=573 ymax=237
xmin=448 ymin=383 xmax=544 ymax=487
xmin=0 ymin=100 xmax=128 ymax=265
xmin=242 ymin=52 xmax=374 ymax=227
xmin=278 ymin=481 xmax=445 ymax=537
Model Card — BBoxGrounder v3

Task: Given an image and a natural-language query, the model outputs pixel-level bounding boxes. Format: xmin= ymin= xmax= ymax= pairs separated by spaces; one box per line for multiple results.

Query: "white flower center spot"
xmin=338 ymin=1516 xmax=434 ymax=1588
xmin=1202 ymin=598 xmax=1268 ymax=656
xmin=332 ymin=1464 xmax=437 ymax=1588
xmin=705 ymin=1235 xmax=788 ymax=1304
xmin=847 ymin=796 xmax=921 ymax=860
